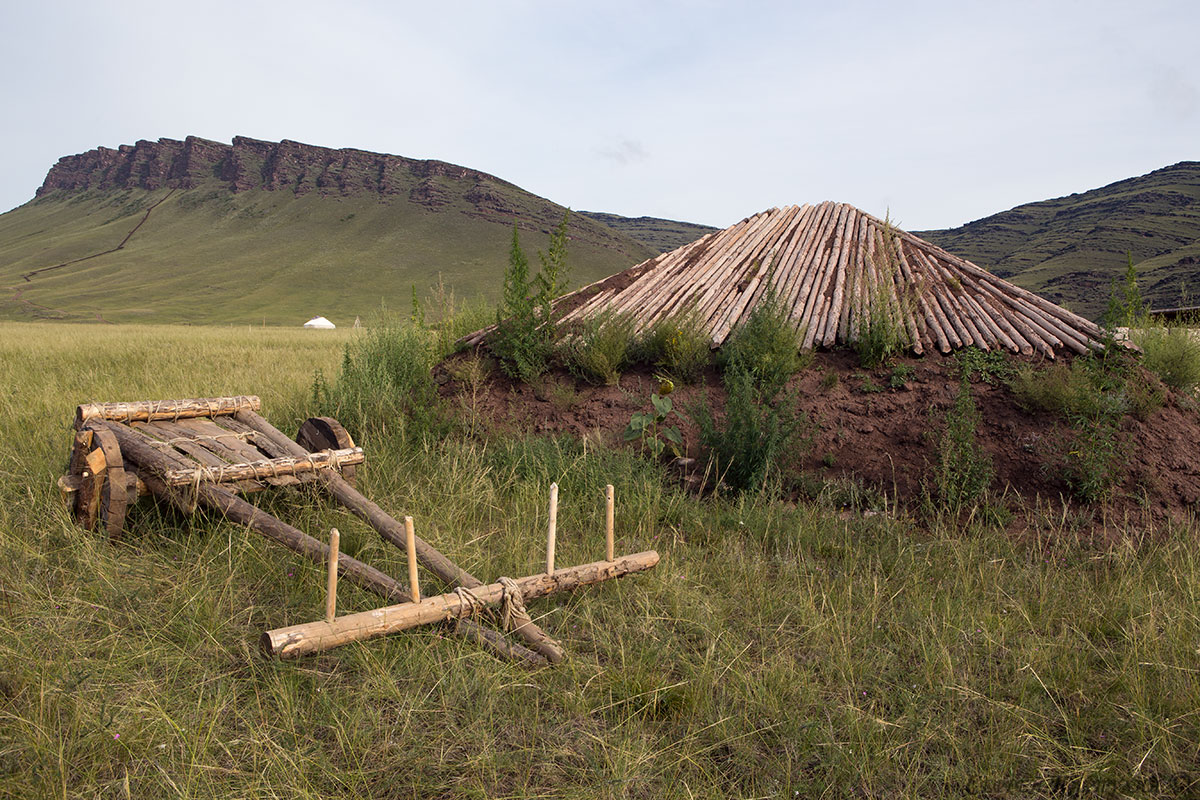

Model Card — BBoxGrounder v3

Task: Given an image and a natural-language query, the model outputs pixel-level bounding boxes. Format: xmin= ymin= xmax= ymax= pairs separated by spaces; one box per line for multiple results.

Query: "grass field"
xmin=1 ymin=323 xmax=1198 ymax=798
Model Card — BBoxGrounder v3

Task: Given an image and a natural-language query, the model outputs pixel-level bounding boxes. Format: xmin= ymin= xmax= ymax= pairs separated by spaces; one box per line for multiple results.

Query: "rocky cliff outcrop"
xmin=37 ymin=136 xmax=510 ymax=200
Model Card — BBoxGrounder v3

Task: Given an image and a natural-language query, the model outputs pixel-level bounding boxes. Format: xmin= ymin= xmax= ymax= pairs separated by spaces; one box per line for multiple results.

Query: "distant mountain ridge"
xmin=577 ymin=211 xmax=718 ymax=254
xmin=1 ymin=136 xmax=655 ymax=324
xmin=41 ymin=135 xmax=514 ymax=205
xmin=917 ymin=161 xmax=1200 ymax=321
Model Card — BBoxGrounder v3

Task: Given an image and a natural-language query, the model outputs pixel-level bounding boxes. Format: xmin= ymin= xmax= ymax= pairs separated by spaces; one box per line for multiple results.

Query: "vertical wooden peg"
xmin=325 ymin=528 xmax=340 ymax=623
xmin=546 ymin=482 xmax=558 ymax=575
xmin=404 ymin=516 xmax=420 ymax=603
xmin=605 ymin=484 xmax=615 ymax=562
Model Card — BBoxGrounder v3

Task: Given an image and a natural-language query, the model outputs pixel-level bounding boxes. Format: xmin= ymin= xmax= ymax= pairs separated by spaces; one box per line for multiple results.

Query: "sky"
xmin=1 ymin=0 xmax=1197 ymax=230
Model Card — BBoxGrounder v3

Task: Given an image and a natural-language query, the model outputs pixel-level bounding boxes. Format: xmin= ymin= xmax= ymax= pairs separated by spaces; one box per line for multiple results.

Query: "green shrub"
xmin=854 ymin=301 xmax=909 ymax=368
xmin=932 ymin=378 xmax=994 ymax=509
xmin=955 ymin=346 xmax=1014 ymax=384
xmin=1135 ymin=324 xmax=1200 ymax=393
xmin=1008 ymin=354 xmax=1139 ymax=503
xmin=313 ymin=318 xmax=442 ymax=440
xmin=692 ymin=369 xmax=810 ymax=494
xmin=854 ymin=222 xmax=912 ymax=368
xmin=720 ymin=288 xmax=808 ymax=397
xmin=633 ymin=312 xmax=712 ymax=383
xmin=1065 ymin=419 xmax=1123 ymax=504
xmin=491 ymin=225 xmax=553 ymax=383
xmin=561 ymin=311 xmax=636 ymax=385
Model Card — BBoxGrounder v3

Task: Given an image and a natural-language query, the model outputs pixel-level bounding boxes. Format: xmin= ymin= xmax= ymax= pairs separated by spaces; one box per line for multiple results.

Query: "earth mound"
xmin=436 ymin=349 xmax=1200 ymax=530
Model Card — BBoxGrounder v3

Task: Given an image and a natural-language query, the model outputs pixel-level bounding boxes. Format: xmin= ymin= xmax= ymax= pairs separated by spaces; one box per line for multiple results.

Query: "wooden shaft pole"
xmin=162 ymin=448 xmax=363 ymax=486
xmin=262 ymin=550 xmax=660 ymax=659
xmin=546 ymin=483 xmax=558 ymax=575
xmin=233 ymin=409 xmax=566 ymax=664
xmin=326 ymin=528 xmax=340 ymax=623
xmin=404 ymin=516 xmax=420 ymax=603
xmin=605 ymin=484 xmax=614 ymax=562
xmin=76 ymin=396 xmax=260 ymax=428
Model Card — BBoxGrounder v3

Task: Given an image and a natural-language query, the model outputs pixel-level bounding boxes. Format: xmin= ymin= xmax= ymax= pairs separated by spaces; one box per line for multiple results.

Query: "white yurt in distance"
xmin=303 ymin=316 xmax=336 ymax=329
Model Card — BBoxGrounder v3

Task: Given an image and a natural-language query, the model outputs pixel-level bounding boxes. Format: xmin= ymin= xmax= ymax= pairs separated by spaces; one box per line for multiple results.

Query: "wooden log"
xmin=822 ymin=205 xmax=856 ymax=346
xmin=76 ymin=396 xmax=260 ymax=428
xmin=233 ymin=409 xmax=567 ymax=664
xmin=262 ymin=551 xmax=660 ymax=659
xmin=784 ymin=202 xmax=835 ymax=323
xmin=794 ymin=203 xmax=842 ymax=342
xmin=160 ymin=447 xmax=364 ymax=487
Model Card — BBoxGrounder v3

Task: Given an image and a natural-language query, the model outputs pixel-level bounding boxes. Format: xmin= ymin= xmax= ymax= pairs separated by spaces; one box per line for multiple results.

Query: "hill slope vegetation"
xmin=0 ymin=136 xmax=654 ymax=325
xmin=918 ymin=161 xmax=1200 ymax=321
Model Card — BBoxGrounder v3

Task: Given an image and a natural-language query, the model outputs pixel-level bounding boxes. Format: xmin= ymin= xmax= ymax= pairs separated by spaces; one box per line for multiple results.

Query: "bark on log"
xmin=76 ymin=396 xmax=260 ymax=428
xmin=262 ymin=551 xmax=660 ymax=659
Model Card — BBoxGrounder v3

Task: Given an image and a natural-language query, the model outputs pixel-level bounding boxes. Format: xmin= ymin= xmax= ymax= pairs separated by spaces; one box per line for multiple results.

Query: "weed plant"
xmin=718 ymin=287 xmax=809 ymax=398
xmin=560 ymin=310 xmax=636 ymax=385
xmin=311 ymin=316 xmax=443 ymax=441
xmin=692 ymin=369 xmax=810 ymax=493
xmin=932 ymin=377 xmax=994 ymax=510
xmin=491 ymin=225 xmax=554 ymax=383
xmin=854 ymin=223 xmax=913 ymax=368
xmin=1008 ymin=353 xmax=1149 ymax=502
xmin=1135 ymin=324 xmax=1200 ymax=394
xmin=633 ymin=312 xmax=712 ymax=383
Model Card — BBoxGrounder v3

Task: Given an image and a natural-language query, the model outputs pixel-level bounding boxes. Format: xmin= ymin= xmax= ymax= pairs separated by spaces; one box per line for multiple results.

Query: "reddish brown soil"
xmin=436 ymin=350 xmax=1200 ymax=530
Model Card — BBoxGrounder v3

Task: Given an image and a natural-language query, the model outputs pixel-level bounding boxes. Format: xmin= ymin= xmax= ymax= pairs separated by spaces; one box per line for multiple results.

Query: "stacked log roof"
xmin=463 ymin=202 xmax=1106 ymax=357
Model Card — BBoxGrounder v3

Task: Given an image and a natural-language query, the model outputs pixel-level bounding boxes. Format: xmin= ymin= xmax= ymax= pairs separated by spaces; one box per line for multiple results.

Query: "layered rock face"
xmin=37 ymin=136 xmax=504 ymax=199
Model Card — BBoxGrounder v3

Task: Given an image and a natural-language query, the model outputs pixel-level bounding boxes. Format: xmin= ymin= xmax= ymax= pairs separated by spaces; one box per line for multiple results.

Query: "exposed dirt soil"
xmin=436 ymin=349 xmax=1200 ymax=532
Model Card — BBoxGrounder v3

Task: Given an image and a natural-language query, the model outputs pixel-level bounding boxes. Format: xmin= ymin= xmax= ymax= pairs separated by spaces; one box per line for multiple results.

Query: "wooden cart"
xmin=58 ymin=396 xmax=657 ymax=663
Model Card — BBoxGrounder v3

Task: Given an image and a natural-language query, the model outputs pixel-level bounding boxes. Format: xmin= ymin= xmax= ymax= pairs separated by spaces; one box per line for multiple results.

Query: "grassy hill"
xmin=918 ymin=161 xmax=1200 ymax=321
xmin=0 ymin=138 xmax=655 ymax=325
xmin=577 ymin=210 xmax=718 ymax=254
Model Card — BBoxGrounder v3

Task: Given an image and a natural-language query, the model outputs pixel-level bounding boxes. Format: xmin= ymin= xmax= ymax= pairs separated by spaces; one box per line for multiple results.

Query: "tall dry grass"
xmin=0 ymin=322 xmax=1197 ymax=798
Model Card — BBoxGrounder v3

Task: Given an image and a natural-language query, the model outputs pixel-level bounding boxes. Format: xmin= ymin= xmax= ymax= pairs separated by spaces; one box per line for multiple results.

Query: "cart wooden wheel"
xmin=296 ymin=416 xmax=357 ymax=486
xmin=69 ymin=425 xmax=131 ymax=539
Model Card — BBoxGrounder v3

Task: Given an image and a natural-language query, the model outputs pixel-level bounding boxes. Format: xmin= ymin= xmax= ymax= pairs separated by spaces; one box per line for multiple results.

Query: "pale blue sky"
xmin=1 ymin=0 xmax=1196 ymax=229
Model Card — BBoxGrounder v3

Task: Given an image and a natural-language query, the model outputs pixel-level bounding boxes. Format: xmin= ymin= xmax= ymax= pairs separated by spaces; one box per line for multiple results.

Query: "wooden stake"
xmin=326 ymin=528 xmax=339 ymax=623
xmin=404 ymin=516 xmax=419 ymax=603
xmin=546 ymin=482 xmax=558 ymax=575
xmin=605 ymin=484 xmax=614 ymax=562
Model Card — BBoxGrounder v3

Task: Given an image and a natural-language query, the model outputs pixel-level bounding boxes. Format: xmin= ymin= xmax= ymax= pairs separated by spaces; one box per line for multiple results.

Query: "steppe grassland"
xmin=0 ymin=322 xmax=1198 ymax=798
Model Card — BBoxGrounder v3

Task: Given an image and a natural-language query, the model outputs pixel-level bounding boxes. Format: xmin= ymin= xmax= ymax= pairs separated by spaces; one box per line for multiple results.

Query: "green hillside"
xmin=0 ymin=139 xmax=654 ymax=325
xmin=918 ymin=161 xmax=1200 ymax=321
xmin=578 ymin=211 xmax=718 ymax=254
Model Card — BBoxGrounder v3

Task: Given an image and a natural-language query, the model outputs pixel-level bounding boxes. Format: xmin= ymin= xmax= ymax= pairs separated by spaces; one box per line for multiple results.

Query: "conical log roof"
xmin=464 ymin=202 xmax=1106 ymax=357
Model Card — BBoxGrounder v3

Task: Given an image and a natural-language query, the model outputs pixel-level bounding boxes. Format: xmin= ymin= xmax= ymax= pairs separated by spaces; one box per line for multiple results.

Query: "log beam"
xmin=76 ymin=396 xmax=260 ymax=428
xmin=161 ymin=447 xmax=363 ymax=487
xmin=262 ymin=551 xmax=660 ymax=659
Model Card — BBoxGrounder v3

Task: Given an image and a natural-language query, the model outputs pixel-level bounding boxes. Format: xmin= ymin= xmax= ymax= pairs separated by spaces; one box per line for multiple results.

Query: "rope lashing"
xmin=497 ymin=576 xmax=533 ymax=634
xmin=454 ymin=586 xmax=485 ymax=619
